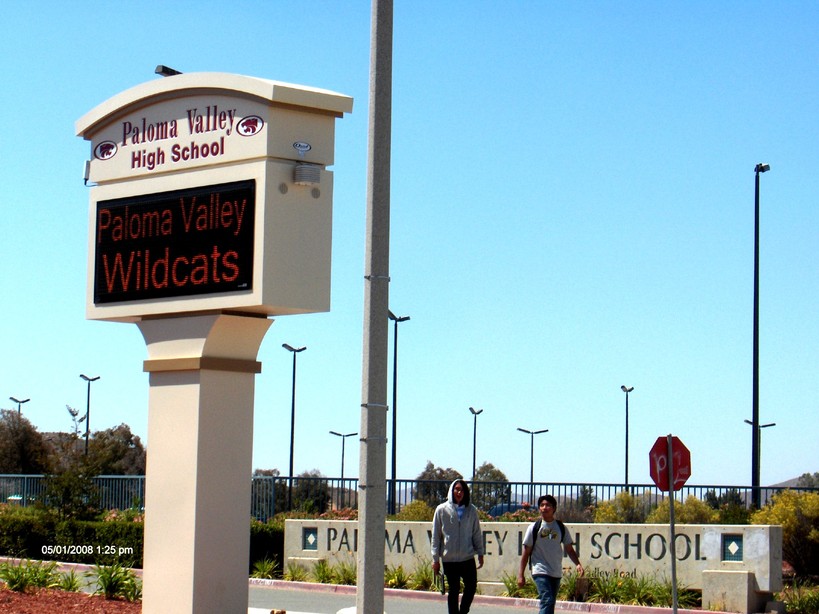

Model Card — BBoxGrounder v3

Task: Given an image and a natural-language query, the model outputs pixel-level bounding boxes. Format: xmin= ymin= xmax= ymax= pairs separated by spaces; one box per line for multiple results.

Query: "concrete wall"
xmin=285 ymin=520 xmax=782 ymax=592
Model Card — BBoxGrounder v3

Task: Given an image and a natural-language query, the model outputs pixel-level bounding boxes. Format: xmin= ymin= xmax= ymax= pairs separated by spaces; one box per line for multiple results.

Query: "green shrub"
xmin=393 ymin=500 xmax=434 ymax=522
xmin=250 ymin=519 xmax=283 ymax=574
xmin=0 ymin=559 xmax=59 ymax=592
xmin=408 ymin=557 xmax=435 ymax=591
xmin=778 ymin=580 xmax=819 ymax=614
xmin=585 ymin=570 xmax=698 ymax=608
xmin=594 ymin=491 xmax=654 ymax=524
xmin=57 ymin=568 xmax=83 ymax=592
xmin=250 ymin=557 xmax=279 ymax=579
xmin=332 ymin=558 xmax=357 ymax=585
xmin=500 ymin=571 xmax=537 ymax=598
xmin=284 ymin=561 xmax=309 ymax=581
xmin=0 ymin=505 xmax=54 ymax=558
xmin=384 ymin=564 xmax=410 ymax=589
xmin=53 ymin=519 xmax=143 ymax=566
xmin=89 ymin=562 xmax=140 ymax=601
xmin=646 ymin=496 xmax=719 ymax=524
xmin=312 ymin=559 xmax=334 ymax=584
xmin=753 ymin=490 xmax=819 ymax=577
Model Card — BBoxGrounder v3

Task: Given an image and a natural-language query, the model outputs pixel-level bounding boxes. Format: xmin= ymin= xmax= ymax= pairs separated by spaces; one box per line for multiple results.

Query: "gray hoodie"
xmin=431 ymin=480 xmax=485 ymax=564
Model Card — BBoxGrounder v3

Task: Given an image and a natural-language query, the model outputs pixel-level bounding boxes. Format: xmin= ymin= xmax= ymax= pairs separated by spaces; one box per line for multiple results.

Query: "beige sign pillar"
xmin=138 ymin=313 xmax=270 ymax=612
xmin=77 ymin=73 xmax=351 ymax=613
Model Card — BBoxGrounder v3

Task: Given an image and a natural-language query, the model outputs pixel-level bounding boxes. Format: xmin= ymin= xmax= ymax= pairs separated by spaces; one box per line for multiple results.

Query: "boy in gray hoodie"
xmin=431 ymin=479 xmax=485 ymax=614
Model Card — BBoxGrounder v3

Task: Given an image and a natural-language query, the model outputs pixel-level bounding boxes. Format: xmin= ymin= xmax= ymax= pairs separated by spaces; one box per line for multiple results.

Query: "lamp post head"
xmin=518 ymin=427 xmax=548 ymax=435
xmin=80 ymin=374 xmax=100 ymax=383
xmin=10 ymin=396 xmax=29 ymax=404
xmin=155 ymin=64 xmax=182 ymax=77
xmin=755 ymin=163 xmax=770 ymax=174
xmin=621 ymin=385 xmax=634 ymax=393
xmin=388 ymin=310 xmax=410 ymax=323
xmin=282 ymin=343 xmax=307 ymax=353
xmin=469 ymin=407 xmax=483 ymax=416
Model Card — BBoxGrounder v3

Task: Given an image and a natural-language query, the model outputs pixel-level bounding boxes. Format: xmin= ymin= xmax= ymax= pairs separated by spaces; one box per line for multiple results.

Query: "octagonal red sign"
xmin=649 ymin=435 xmax=691 ymax=492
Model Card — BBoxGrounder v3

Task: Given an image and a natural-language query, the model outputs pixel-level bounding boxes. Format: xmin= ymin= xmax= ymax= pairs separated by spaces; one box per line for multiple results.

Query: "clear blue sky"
xmin=2 ymin=2 xmax=817 ymax=489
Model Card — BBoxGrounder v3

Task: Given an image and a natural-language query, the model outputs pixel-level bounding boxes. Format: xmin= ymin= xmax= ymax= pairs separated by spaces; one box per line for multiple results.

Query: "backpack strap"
xmin=532 ymin=519 xmax=542 ymax=545
xmin=528 ymin=519 xmax=542 ymax=569
xmin=556 ymin=519 xmax=566 ymax=542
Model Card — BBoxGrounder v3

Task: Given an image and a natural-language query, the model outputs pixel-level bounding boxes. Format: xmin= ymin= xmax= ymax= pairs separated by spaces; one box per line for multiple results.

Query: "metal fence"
xmin=2 ymin=474 xmax=813 ymax=522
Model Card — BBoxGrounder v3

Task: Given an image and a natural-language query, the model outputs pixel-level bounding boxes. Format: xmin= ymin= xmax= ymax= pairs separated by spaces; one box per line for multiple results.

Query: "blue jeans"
xmin=533 ymin=575 xmax=561 ymax=614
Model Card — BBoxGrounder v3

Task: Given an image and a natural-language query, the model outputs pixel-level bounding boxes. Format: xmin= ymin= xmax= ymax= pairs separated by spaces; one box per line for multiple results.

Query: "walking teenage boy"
xmin=517 ymin=494 xmax=583 ymax=614
xmin=431 ymin=479 xmax=485 ymax=614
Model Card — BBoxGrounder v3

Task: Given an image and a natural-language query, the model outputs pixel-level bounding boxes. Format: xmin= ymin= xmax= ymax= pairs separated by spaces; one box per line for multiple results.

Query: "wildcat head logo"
xmin=237 ymin=115 xmax=264 ymax=136
xmin=94 ymin=141 xmax=117 ymax=160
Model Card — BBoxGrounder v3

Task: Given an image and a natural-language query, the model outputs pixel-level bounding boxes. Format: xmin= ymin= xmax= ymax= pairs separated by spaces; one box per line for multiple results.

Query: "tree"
xmin=470 ymin=462 xmax=509 ymax=511
xmin=413 ymin=461 xmax=462 ymax=509
xmin=292 ymin=469 xmax=331 ymax=513
xmin=87 ymin=424 xmax=146 ymax=475
xmin=0 ymin=410 xmax=51 ymax=474
xmin=753 ymin=490 xmax=819 ymax=576
xmin=797 ymin=472 xmax=819 ymax=489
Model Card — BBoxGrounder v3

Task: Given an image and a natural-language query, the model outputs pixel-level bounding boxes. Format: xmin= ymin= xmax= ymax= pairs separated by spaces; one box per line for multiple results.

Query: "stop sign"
xmin=649 ymin=435 xmax=691 ymax=492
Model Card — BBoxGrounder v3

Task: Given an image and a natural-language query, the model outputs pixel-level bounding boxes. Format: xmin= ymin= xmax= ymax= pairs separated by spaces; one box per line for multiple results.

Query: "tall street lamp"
xmin=517 ymin=427 xmax=548 ymax=503
xmin=387 ymin=310 xmax=410 ymax=515
xmin=752 ymin=162 xmax=770 ymax=508
xmin=621 ymin=385 xmax=634 ymax=488
xmin=283 ymin=343 xmax=307 ymax=511
xmin=9 ymin=396 xmax=29 ymax=415
xmin=468 ymin=407 xmax=484 ymax=481
xmin=745 ymin=419 xmax=775 ymax=498
xmin=330 ymin=430 xmax=357 ymax=492
xmin=79 ymin=375 xmax=100 ymax=455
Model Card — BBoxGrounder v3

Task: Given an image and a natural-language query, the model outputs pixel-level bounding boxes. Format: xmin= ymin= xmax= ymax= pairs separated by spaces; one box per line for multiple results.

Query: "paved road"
xmin=248 ymin=580 xmax=536 ymax=614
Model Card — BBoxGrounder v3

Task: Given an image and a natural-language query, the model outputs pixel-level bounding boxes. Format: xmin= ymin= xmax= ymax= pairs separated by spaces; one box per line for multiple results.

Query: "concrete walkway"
xmin=247 ymin=578 xmax=712 ymax=614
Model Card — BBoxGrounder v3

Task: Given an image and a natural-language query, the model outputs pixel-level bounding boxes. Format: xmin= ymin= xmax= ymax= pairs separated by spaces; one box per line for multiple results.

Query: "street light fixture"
xmin=468 ymin=407 xmax=484 ymax=481
xmin=387 ymin=310 xmax=410 ymax=515
xmin=329 ymin=430 xmax=358 ymax=492
xmin=79 ymin=375 xmax=100 ymax=455
xmin=621 ymin=385 xmax=634 ymax=489
xmin=9 ymin=396 xmax=29 ymax=415
xmin=283 ymin=343 xmax=307 ymax=511
xmin=517 ymin=427 xmax=548 ymax=503
xmin=752 ymin=162 xmax=770 ymax=508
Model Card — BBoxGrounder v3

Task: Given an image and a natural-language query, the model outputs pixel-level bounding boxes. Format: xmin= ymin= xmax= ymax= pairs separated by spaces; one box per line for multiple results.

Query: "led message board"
xmin=94 ymin=179 xmax=255 ymax=304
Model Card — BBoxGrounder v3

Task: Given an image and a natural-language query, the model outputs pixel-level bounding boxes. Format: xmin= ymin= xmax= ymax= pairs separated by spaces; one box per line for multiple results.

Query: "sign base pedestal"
xmin=137 ymin=313 xmax=271 ymax=614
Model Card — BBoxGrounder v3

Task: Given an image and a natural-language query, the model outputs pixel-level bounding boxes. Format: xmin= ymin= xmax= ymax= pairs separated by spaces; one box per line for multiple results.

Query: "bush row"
xmin=0 ymin=506 xmax=283 ymax=572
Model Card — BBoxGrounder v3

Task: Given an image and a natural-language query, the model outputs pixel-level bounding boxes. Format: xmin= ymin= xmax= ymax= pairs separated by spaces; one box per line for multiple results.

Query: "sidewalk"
xmin=248 ymin=578 xmax=711 ymax=614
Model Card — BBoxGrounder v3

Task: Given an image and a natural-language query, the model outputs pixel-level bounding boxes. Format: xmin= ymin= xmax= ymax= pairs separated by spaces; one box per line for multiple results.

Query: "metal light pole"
xmin=330 ymin=430 xmax=357 ymax=500
xmin=283 ymin=343 xmax=306 ymax=511
xmin=388 ymin=310 xmax=409 ymax=515
xmin=621 ymin=385 xmax=634 ymax=488
xmin=752 ymin=162 xmax=770 ymax=508
xmin=469 ymin=407 xmax=483 ymax=481
xmin=517 ymin=427 xmax=548 ymax=503
xmin=745 ymin=419 xmax=775 ymax=498
xmin=9 ymin=396 xmax=29 ymax=415
xmin=79 ymin=375 xmax=100 ymax=455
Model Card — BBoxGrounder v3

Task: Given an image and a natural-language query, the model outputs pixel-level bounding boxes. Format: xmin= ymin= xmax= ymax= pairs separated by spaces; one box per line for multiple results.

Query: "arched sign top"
xmin=76 ymin=72 xmax=353 ymax=138
xmin=79 ymin=72 xmax=351 ymax=321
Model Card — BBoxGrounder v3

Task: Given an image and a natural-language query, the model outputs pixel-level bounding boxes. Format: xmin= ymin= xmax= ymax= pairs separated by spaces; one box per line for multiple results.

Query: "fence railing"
xmin=2 ymin=474 xmax=813 ymax=522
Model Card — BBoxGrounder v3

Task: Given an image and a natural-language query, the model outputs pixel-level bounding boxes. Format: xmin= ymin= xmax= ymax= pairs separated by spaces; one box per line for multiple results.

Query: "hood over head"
xmin=447 ymin=479 xmax=471 ymax=506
